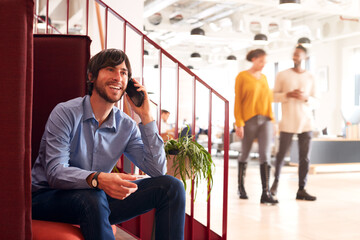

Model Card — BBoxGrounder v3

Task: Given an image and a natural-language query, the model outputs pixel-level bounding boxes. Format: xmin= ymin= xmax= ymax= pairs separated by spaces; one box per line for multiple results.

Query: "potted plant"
xmin=164 ymin=126 xmax=215 ymax=196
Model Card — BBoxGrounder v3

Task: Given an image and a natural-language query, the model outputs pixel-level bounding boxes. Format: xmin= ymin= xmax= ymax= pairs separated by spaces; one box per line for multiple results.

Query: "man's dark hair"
xmin=161 ymin=109 xmax=170 ymax=114
xmin=296 ymin=44 xmax=307 ymax=55
xmin=86 ymin=49 xmax=132 ymax=95
xmin=246 ymin=48 xmax=266 ymax=62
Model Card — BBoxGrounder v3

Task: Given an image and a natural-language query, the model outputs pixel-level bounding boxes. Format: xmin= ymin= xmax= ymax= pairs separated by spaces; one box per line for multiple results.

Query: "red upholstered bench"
xmin=32 ymin=220 xmax=116 ymax=240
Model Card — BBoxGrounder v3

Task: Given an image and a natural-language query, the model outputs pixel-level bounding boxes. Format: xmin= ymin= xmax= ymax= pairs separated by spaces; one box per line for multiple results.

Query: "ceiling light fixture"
xmin=254 ymin=33 xmax=268 ymax=45
xmin=249 ymin=21 xmax=262 ymax=34
xmin=190 ymin=52 xmax=202 ymax=61
xmin=169 ymin=12 xmax=183 ymax=24
xmin=278 ymin=0 xmax=301 ymax=10
xmin=227 ymin=55 xmax=237 ymax=61
xmin=297 ymin=37 xmax=311 ymax=48
xmin=190 ymin=27 xmax=205 ymax=36
xmin=148 ymin=13 xmax=162 ymax=25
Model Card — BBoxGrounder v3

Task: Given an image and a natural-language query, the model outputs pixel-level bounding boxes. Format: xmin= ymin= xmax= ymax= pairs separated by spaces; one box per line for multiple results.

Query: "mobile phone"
xmin=126 ymin=78 xmax=144 ymax=107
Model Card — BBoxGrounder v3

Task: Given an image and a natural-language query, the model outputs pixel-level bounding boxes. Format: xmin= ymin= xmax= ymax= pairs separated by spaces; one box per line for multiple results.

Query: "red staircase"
xmin=33 ymin=1 xmax=230 ymax=239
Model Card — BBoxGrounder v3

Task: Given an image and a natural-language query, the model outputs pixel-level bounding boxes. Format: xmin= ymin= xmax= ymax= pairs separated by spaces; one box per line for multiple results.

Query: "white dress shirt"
xmin=273 ymin=69 xmax=318 ymax=134
xmin=161 ymin=119 xmax=170 ymax=134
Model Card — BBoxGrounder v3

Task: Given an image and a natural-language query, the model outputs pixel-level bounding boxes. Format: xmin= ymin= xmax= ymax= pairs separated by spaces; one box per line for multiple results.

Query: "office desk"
xmin=290 ymin=138 xmax=360 ymax=164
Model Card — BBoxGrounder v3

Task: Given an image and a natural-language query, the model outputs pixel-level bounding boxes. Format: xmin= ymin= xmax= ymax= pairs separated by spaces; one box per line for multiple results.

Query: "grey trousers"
xmin=274 ymin=131 xmax=312 ymax=188
xmin=239 ymin=115 xmax=273 ymax=165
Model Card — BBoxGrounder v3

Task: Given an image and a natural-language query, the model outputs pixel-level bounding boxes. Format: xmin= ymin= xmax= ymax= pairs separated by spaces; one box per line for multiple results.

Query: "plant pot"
xmin=166 ymin=154 xmax=190 ymax=180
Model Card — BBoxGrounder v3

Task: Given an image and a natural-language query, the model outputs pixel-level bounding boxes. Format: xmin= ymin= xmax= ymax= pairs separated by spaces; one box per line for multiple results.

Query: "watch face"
xmin=92 ymin=178 xmax=98 ymax=188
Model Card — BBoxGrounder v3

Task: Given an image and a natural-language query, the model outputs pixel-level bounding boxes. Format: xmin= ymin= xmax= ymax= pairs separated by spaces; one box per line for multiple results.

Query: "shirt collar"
xmin=83 ymin=95 xmax=119 ymax=132
xmin=101 ymin=108 xmax=118 ymax=131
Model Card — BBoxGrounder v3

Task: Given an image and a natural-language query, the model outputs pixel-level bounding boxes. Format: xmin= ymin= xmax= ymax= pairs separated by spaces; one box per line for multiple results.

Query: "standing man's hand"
xmin=236 ymin=126 xmax=244 ymax=139
xmin=286 ymin=90 xmax=297 ymax=98
xmin=126 ymin=79 xmax=153 ymax=125
xmin=92 ymin=172 xmax=138 ymax=200
xmin=286 ymin=89 xmax=308 ymax=102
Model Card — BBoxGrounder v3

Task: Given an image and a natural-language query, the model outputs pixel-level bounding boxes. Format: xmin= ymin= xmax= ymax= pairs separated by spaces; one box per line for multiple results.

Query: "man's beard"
xmin=94 ymin=81 xmax=124 ymax=103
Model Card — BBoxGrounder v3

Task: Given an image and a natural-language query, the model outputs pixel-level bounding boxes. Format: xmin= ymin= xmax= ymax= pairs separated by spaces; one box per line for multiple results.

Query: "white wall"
xmin=311 ymin=40 xmax=343 ymax=136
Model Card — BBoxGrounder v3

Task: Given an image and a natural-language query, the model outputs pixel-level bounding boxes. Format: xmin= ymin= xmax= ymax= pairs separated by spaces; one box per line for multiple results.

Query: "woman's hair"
xmin=246 ymin=49 xmax=266 ymax=62
xmin=86 ymin=49 xmax=132 ymax=95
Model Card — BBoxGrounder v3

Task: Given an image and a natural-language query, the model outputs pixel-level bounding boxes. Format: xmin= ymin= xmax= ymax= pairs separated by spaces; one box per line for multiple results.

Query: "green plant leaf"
xmin=164 ymin=125 xmax=215 ymax=200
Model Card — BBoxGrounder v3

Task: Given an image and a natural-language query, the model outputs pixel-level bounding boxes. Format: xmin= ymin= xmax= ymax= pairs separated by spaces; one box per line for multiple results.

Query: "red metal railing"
xmin=34 ymin=1 xmax=229 ymax=239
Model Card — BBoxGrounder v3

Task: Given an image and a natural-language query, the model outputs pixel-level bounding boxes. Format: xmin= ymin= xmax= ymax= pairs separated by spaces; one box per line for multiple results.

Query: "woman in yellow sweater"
xmin=234 ymin=49 xmax=277 ymax=204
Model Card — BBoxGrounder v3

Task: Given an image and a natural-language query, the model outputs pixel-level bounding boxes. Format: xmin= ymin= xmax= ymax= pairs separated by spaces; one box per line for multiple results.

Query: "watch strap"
xmin=92 ymin=172 xmax=101 ymax=189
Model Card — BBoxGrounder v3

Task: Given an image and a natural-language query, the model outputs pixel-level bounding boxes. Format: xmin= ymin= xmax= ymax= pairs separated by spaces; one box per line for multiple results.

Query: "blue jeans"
xmin=32 ymin=175 xmax=186 ymax=240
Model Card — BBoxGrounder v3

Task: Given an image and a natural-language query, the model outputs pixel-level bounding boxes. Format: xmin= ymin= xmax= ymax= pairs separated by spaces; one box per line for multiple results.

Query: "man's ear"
xmin=88 ymin=73 xmax=94 ymax=82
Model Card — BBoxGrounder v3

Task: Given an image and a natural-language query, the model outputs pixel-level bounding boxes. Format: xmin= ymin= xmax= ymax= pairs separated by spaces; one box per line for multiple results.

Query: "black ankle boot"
xmin=238 ymin=162 xmax=248 ymax=199
xmin=296 ymin=189 xmax=317 ymax=201
xmin=260 ymin=163 xmax=278 ymax=204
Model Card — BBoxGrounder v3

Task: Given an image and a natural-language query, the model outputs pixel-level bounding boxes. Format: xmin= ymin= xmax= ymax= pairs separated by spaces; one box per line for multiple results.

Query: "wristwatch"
xmin=91 ymin=172 xmax=101 ymax=189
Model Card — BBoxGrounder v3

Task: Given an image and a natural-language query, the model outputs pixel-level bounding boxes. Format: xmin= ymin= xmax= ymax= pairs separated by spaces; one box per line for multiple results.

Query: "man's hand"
xmin=236 ymin=126 xmax=244 ymax=139
xmin=286 ymin=89 xmax=308 ymax=102
xmin=97 ymin=173 xmax=138 ymax=200
xmin=126 ymin=79 xmax=153 ymax=125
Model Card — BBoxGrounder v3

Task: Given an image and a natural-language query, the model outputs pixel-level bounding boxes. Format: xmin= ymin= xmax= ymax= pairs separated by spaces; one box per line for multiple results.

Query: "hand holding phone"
xmin=126 ymin=78 xmax=145 ymax=107
xmin=125 ymin=78 xmax=153 ymax=125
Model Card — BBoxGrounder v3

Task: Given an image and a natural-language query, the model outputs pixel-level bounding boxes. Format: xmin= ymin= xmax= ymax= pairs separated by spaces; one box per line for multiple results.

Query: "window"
xmin=355 ymin=75 xmax=360 ymax=106
xmin=352 ymin=48 xmax=360 ymax=106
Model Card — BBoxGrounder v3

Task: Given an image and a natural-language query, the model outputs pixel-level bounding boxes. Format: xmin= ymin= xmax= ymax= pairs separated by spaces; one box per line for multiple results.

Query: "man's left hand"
xmin=293 ymin=89 xmax=308 ymax=102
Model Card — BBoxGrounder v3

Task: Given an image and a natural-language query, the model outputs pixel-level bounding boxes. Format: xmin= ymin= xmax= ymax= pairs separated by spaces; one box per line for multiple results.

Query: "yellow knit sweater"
xmin=234 ymin=71 xmax=274 ymax=127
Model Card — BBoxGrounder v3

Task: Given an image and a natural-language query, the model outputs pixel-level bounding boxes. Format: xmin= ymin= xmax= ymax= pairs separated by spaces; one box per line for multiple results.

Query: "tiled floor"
xmin=116 ymin=157 xmax=360 ymax=240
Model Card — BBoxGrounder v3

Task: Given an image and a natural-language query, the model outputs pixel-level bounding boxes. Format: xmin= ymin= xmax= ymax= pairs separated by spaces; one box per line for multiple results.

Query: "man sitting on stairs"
xmin=31 ymin=49 xmax=185 ymax=240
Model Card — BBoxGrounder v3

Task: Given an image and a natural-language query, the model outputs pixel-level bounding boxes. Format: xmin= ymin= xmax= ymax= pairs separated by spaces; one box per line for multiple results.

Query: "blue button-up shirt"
xmin=32 ymin=95 xmax=166 ymax=192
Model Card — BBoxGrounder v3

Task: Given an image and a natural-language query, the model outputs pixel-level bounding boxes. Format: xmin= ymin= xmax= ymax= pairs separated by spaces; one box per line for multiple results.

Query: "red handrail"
xmin=34 ymin=0 xmax=230 ymax=239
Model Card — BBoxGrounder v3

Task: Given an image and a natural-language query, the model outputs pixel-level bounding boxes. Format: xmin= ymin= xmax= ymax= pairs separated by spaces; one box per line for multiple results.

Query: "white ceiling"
xmin=143 ymin=0 xmax=360 ymax=63
xmin=35 ymin=0 xmax=360 ymax=65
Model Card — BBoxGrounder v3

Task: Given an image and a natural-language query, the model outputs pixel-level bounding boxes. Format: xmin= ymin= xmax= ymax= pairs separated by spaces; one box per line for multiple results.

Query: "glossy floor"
xmin=222 ymin=158 xmax=360 ymax=240
xmin=116 ymin=157 xmax=360 ymax=240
